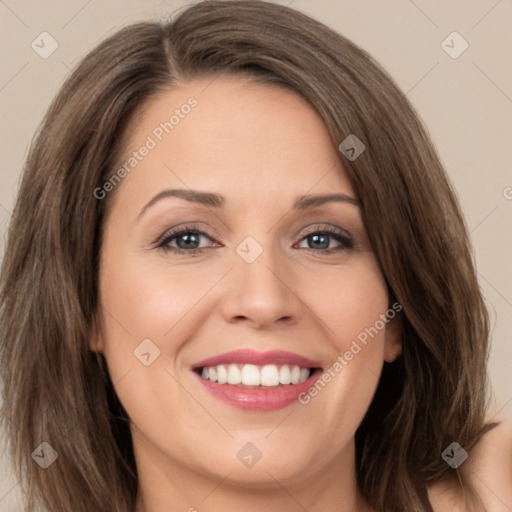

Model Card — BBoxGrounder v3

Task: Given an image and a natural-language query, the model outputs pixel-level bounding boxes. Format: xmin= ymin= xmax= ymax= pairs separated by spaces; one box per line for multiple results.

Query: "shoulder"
xmin=464 ymin=416 xmax=512 ymax=509
xmin=427 ymin=415 xmax=512 ymax=511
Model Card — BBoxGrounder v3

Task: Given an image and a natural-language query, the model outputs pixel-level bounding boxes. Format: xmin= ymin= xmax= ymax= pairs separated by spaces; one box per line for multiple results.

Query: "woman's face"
xmin=95 ymin=76 xmax=400 ymax=491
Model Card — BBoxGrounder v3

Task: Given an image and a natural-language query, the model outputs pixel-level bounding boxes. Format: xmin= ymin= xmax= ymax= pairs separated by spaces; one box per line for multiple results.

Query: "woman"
xmin=1 ymin=1 xmax=510 ymax=511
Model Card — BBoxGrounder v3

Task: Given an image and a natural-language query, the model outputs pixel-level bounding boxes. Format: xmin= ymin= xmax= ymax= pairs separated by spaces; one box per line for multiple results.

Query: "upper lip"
xmin=192 ymin=349 xmax=322 ymax=369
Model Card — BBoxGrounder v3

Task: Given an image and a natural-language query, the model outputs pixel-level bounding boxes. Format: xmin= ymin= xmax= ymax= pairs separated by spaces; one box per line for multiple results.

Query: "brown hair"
xmin=0 ymin=1 xmax=494 ymax=511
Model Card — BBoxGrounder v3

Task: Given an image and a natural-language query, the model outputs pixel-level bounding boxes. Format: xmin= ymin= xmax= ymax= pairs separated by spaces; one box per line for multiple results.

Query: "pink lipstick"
xmin=191 ymin=349 xmax=322 ymax=411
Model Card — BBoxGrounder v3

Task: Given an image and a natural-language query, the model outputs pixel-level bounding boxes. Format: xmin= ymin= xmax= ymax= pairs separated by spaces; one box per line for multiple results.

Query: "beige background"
xmin=1 ymin=1 xmax=511 ymax=509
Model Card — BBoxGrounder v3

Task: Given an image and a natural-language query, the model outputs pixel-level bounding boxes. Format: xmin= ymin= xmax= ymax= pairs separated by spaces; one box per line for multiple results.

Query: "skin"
xmin=427 ymin=417 xmax=512 ymax=511
xmin=91 ymin=75 xmax=511 ymax=511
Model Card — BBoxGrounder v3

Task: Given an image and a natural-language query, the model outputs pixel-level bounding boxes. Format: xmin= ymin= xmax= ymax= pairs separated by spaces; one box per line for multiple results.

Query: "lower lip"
xmin=194 ymin=370 xmax=321 ymax=411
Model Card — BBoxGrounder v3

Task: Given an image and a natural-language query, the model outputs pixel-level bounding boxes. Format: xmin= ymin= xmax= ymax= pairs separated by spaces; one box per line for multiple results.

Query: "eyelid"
xmin=295 ymin=224 xmax=353 ymax=251
xmin=298 ymin=223 xmax=352 ymax=240
xmin=154 ymin=222 xmax=354 ymax=254
xmin=154 ymin=222 xmax=218 ymax=248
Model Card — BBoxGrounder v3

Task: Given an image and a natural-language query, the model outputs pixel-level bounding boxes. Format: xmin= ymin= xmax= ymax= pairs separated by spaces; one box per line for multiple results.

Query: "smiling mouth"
xmin=194 ymin=363 xmax=322 ymax=388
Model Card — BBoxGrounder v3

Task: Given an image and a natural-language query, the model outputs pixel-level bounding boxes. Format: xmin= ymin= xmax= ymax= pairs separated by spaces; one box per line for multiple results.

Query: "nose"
xmin=220 ymin=242 xmax=304 ymax=329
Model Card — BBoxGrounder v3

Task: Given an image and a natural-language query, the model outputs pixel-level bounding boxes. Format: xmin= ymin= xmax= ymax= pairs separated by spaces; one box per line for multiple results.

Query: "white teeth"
xmin=216 ymin=364 xmax=228 ymax=384
xmin=241 ymin=364 xmax=260 ymax=385
xmin=261 ymin=364 xmax=280 ymax=386
xmin=227 ymin=364 xmax=242 ymax=385
xmin=199 ymin=363 xmax=312 ymax=386
xmin=279 ymin=365 xmax=291 ymax=385
xmin=290 ymin=365 xmax=301 ymax=384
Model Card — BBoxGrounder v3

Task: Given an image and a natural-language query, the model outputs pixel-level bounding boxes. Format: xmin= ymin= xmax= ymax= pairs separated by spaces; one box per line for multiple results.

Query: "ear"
xmin=88 ymin=313 xmax=104 ymax=354
xmin=383 ymin=312 xmax=402 ymax=363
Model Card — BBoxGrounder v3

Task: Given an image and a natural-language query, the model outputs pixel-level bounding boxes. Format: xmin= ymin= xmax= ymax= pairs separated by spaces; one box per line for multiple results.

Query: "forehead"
xmin=109 ymin=76 xmax=356 ymax=214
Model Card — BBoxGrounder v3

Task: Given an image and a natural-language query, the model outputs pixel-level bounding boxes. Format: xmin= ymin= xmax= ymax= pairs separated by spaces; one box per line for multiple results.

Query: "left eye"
xmin=296 ymin=230 xmax=352 ymax=251
xmin=156 ymin=226 xmax=353 ymax=254
xmin=158 ymin=229 xmax=213 ymax=252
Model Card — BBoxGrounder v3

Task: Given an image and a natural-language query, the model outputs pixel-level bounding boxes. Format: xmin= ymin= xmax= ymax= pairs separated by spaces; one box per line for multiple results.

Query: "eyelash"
xmin=155 ymin=223 xmax=354 ymax=255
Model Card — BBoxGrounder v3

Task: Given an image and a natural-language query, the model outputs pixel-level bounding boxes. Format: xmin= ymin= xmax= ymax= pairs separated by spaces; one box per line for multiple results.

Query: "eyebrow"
xmin=138 ymin=188 xmax=360 ymax=218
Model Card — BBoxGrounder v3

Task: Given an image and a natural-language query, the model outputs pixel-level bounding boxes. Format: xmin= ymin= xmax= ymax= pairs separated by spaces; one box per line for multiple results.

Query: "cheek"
xmin=294 ymin=255 xmax=389 ymax=427
xmin=97 ymin=251 xmax=205 ymax=435
xmin=300 ymin=253 xmax=389 ymax=350
xmin=98 ymin=250 xmax=208 ymax=357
